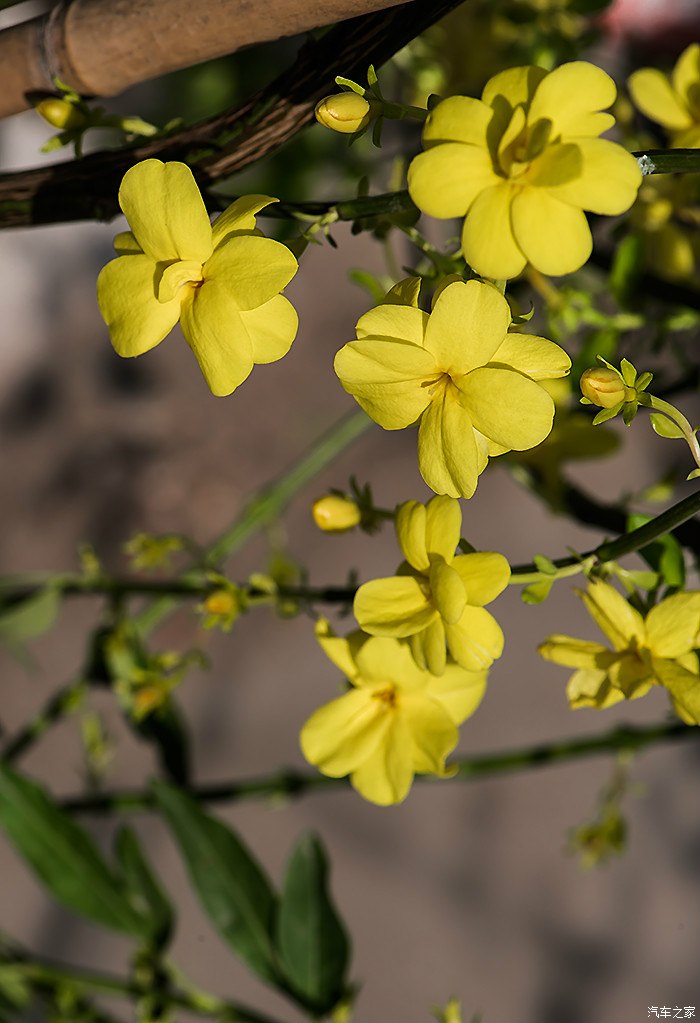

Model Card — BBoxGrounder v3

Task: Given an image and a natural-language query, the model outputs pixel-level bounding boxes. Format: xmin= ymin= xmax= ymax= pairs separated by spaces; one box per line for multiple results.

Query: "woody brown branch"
xmin=0 ymin=0 xmax=465 ymax=229
xmin=0 ymin=0 xmax=410 ymax=119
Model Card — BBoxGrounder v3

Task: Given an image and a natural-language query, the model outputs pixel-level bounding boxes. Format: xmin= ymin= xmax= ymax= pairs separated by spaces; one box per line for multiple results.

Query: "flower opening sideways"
xmin=539 ymin=579 xmax=700 ymax=723
xmin=334 ymin=279 xmax=570 ymax=499
xmin=97 ymin=159 xmax=299 ymax=396
xmin=354 ymin=495 xmax=510 ymax=676
xmin=629 ymin=44 xmax=700 ymax=148
xmin=408 ymin=61 xmax=642 ymax=279
xmin=301 ymin=619 xmax=488 ymax=805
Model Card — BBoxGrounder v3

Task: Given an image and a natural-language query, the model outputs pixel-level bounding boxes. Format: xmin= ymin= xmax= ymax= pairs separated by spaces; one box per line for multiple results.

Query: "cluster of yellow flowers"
xmin=95 ymin=52 xmax=700 ymax=805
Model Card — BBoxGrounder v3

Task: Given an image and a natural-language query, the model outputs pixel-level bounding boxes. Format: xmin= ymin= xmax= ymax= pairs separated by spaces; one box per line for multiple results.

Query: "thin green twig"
xmin=60 ymin=720 xmax=698 ymax=814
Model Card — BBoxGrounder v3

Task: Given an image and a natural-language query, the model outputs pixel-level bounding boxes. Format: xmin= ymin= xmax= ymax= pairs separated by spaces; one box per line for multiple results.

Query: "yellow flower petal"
xmin=423 ymin=95 xmax=493 ymax=145
xmin=645 ymin=592 xmax=700 ymax=658
xmin=451 ymin=552 xmax=510 ymax=607
xmin=545 ymin=138 xmax=641 ymax=215
xmin=672 ymin=43 xmax=700 ymax=105
xmin=461 ymin=183 xmax=527 ymax=280
xmin=579 ymin=580 xmax=645 ymax=651
xmin=445 ymin=605 xmax=504 ymax=670
xmin=204 ymin=234 xmax=297 ymax=311
xmin=423 ymin=280 xmax=510 ymax=372
xmin=456 ymin=367 xmax=554 ymax=450
xmin=179 ymin=283 xmax=254 ymax=396
xmin=428 ymin=663 xmax=487 ymax=724
xmin=628 ymin=68 xmax=692 ymax=130
xmin=608 ymin=655 xmax=653 ymax=699
xmin=510 ymin=187 xmax=592 ymax=275
xmin=417 ymin=389 xmax=480 ymax=499
xmin=334 ymin=338 xmax=434 ymax=429
xmin=395 ymin=501 xmax=429 ymax=572
xmin=97 ymin=254 xmax=181 ymax=357
xmin=113 ymin=230 xmax=142 ymax=255
xmin=350 ymin=714 xmax=415 ymax=804
xmin=538 ymin=635 xmax=611 ymax=669
xmin=238 ymin=294 xmax=298 ymax=364
xmin=418 ymin=618 xmax=448 ymax=677
xmin=527 ymin=62 xmax=617 ymax=138
xmin=211 ymin=195 xmax=278 ymax=248
xmin=354 ymin=636 xmax=427 ymax=691
xmin=566 ymin=668 xmax=625 ymax=709
xmin=118 ymin=159 xmax=213 ymax=263
xmin=157 ymin=259 xmax=203 ymax=302
xmin=429 ymin=559 xmax=467 ymax=625
xmin=355 ymin=304 xmax=429 ymax=345
xmin=401 ymin=693 xmax=458 ymax=774
xmin=527 ymin=142 xmax=582 ymax=188
xmin=482 ymin=65 xmax=547 ymax=108
xmin=489 ymin=333 xmax=571 ymax=379
xmin=300 ymin=688 xmax=390 ymax=776
xmin=315 ymin=618 xmax=362 ymax=681
xmin=408 ymin=144 xmax=498 ymax=218
xmin=354 ymin=576 xmax=437 ymax=637
xmin=425 ymin=495 xmax=462 ymax=564
xmin=652 ymin=657 xmax=700 ymax=724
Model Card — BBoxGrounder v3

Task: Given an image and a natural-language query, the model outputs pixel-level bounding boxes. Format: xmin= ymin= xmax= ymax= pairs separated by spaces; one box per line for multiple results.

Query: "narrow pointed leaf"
xmin=154 ymin=783 xmax=278 ymax=984
xmin=276 ymin=833 xmax=350 ymax=1014
xmin=115 ymin=827 xmax=174 ymax=949
xmin=0 ymin=766 xmax=146 ymax=936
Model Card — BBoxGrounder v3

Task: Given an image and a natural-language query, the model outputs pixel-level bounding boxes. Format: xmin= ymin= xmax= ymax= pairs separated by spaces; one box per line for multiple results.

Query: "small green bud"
xmin=312 ymin=494 xmax=362 ymax=532
xmin=35 ymin=98 xmax=87 ymax=130
xmin=580 ymin=367 xmax=633 ymax=408
xmin=315 ymin=93 xmax=373 ymax=134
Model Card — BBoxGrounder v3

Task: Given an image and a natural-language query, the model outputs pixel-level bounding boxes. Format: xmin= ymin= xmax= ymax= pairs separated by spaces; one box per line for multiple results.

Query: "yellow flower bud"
xmin=312 ymin=495 xmax=361 ymax=532
xmin=580 ymin=368 xmax=631 ymax=408
xmin=35 ymin=98 xmax=87 ymax=130
xmin=315 ymin=93 xmax=372 ymax=134
xmin=204 ymin=589 xmax=239 ymax=617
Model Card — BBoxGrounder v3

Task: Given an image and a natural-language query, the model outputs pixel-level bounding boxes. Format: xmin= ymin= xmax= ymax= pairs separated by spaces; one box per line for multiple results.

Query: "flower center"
xmin=373 ymin=686 xmax=397 ymax=707
xmin=156 ymin=259 xmax=205 ymax=303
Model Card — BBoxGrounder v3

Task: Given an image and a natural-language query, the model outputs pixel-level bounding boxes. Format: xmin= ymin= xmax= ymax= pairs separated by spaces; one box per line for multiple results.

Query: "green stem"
xmin=642 ymin=393 xmax=700 ymax=469
xmin=60 ymin=720 xmax=698 ymax=815
xmin=509 ymin=487 xmax=700 ymax=581
xmin=135 ymin=408 xmax=371 ymax=633
xmin=1 ymin=678 xmax=86 ymax=764
xmin=6 ymin=959 xmax=288 ymax=1023
xmin=634 ymin=148 xmax=700 ymax=175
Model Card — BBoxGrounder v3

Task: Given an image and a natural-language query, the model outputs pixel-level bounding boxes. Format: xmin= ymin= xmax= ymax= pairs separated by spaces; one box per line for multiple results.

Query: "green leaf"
xmin=650 ymin=413 xmax=685 ymax=439
xmin=0 ymin=587 xmax=60 ymax=647
xmin=0 ymin=765 xmax=146 ymax=936
xmin=348 ymin=269 xmax=387 ymax=304
xmin=334 ymin=76 xmax=364 ymax=96
xmin=688 ymin=468 xmax=700 ymax=481
xmin=521 ymin=579 xmax=553 ymax=604
xmin=533 ymin=554 xmax=558 ymax=575
xmin=133 ymin=699 xmax=191 ymax=786
xmin=276 ymin=833 xmax=350 ymax=1014
xmin=154 ymin=783 xmax=278 ymax=984
xmin=592 ymin=404 xmax=622 ymax=426
xmin=627 ymin=513 xmax=686 ymax=590
xmin=115 ymin=827 xmax=174 ymax=949
xmin=367 ymin=65 xmax=378 ymax=88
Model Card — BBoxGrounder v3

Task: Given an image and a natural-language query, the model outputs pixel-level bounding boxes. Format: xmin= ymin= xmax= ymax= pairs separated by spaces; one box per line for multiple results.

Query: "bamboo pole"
xmin=0 ymin=0 xmax=409 ymax=119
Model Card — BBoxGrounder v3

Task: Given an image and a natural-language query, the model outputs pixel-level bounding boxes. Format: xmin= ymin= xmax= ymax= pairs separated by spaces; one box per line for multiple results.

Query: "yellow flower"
xmin=580 ymin=367 xmax=631 ymax=408
xmin=629 ymin=44 xmax=700 ymax=148
xmin=300 ymin=619 xmax=487 ymax=805
xmin=312 ymin=494 xmax=362 ymax=532
xmin=97 ymin=159 xmax=299 ymax=396
xmin=408 ymin=61 xmax=641 ymax=279
xmin=354 ymin=495 xmax=510 ymax=676
xmin=334 ymin=279 xmax=570 ymax=498
xmin=539 ymin=580 xmax=700 ymax=723
xmin=315 ymin=93 xmax=373 ymax=133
